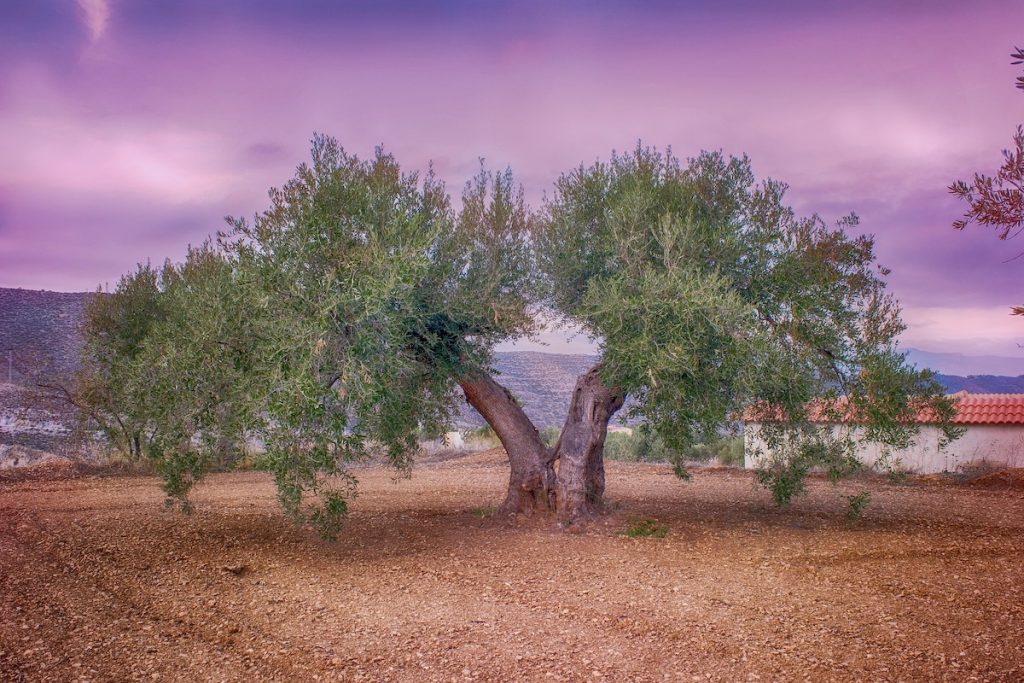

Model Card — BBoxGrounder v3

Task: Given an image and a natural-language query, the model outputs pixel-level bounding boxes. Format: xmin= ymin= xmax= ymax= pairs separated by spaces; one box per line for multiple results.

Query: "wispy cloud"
xmin=76 ymin=0 xmax=110 ymax=42
xmin=901 ymin=307 xmax=1024 ymax=356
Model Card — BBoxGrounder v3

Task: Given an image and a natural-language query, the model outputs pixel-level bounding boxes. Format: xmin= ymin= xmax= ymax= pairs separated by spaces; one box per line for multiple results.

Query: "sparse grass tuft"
xmin=622 ymin=518 xmax=668 ymax=538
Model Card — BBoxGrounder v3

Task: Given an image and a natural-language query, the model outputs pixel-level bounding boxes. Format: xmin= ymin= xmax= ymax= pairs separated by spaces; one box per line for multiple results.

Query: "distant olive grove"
xmin=63 ymin=135 xmax=957 ymax=535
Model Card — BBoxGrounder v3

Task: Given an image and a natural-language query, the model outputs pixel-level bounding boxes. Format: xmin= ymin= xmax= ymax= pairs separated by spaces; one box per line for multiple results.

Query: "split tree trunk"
xmin=459 ymin=370 xmax=556 ymax=515
xmin=553 ymin=364 xmax=624 ymax=520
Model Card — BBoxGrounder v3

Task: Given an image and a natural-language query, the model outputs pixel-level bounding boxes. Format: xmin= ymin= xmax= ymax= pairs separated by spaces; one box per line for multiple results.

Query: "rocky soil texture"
xmin=1 ymin=451 xmax=1023 ymax=682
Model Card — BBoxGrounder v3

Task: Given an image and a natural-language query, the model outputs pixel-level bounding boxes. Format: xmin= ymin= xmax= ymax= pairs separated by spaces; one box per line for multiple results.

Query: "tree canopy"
xmin=222 ymin=137 xmax=540 ymax=531
xmin=538 ymin=146 xmax=957 ymax=507
xmin=62 ymin=247 xmax=258 ymax=504
xmin=72 ymin=135 xmax=959 ymax=535
xmin=70 ymin=261 xmax=165 ymax=459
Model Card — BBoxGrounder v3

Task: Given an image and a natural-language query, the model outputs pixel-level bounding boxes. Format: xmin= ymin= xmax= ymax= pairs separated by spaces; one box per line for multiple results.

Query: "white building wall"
xmin=744 ymin=423 xmax=1024 ymax=474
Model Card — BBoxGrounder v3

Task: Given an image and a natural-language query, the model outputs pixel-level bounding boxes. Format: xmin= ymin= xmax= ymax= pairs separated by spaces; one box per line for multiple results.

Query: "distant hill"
xmin=0 ymin=287 xmax=93 ymax=382
xmin=904 ymin=347 xmax=1024 ymax=377
xmin=469 ymin=357 xmax=1024 ymax=428
xmin=933 ymin=374 xmax=1024 ymax=393
xmin=458 ymin=352 xmax=601 ymax=429
xmin=2 ymin=287 xmax=1023 ymax=433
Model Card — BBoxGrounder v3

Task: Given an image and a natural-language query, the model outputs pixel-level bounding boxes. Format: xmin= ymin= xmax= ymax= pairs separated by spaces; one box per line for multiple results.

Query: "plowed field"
xmin=2 ymin=450 xmax=1022 ymax=682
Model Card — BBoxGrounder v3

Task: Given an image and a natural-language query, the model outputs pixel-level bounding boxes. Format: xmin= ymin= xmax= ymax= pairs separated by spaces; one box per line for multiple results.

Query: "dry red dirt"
xmin=2 ymin=450 xmax=1023 ymax=682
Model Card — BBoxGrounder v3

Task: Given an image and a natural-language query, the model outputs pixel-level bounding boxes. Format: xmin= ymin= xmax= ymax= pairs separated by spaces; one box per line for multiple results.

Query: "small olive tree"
xmin=133 ymin=246 xmax=261 ymax=507
xmin=64 ymin=247 xmax=258 ymax=503
xmin=65 ymin=262 xmax=166 ymax=458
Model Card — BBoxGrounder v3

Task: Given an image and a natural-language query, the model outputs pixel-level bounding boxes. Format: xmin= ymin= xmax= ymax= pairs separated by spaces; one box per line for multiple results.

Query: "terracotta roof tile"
xmin=948 ymin=392 xmax=1024 ymax=425
xmin=744 ymin=393 xmax=1024 ymax=426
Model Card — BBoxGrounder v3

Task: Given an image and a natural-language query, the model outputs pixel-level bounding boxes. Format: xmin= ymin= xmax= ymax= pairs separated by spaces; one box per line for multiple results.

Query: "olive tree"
xmin=80 ymin=136 xmax=958 ymax=533
xmin=217 ymin=135 xmax=543 ymax=530
xmin=65 ymin=246 xmax=258 ymax=503
xmin=533 ymin=145 xmax=958 ymax=517
xmin=132 ymin=245 xmax=260 ymax=507
xmin=75 ymin=135 xmax=546 ymax=532
xmin=63 ymin=262 xmax=166 ymax=458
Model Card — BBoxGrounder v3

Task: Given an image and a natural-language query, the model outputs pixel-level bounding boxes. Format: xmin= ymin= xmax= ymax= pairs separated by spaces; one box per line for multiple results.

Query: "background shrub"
xmin=464 ymin=425 xmax=501 ymax=450
xmin=600 ymin=429 xmax=743 ymax=466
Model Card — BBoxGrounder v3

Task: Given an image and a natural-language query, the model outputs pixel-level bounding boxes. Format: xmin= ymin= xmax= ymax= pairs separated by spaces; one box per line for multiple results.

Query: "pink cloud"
xmin=76 ymin=0 xmax=110 ymax=42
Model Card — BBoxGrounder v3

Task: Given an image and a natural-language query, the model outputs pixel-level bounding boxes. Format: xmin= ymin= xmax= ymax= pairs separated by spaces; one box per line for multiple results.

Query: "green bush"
xmin=846 ymin=490 xmax=871 ymax=519
xmin=232 ymin=448 xmax=273 ymax=472
xmin=602 ymin=429 xmax=673 ymax=462
xmin=602 ymin=429 xmax=744 ymax=466
xmin=603 ymin=431 xmax=641 ymax=461
xmin=711 ymin=437 xmax=745 ymax=467
xmin=680 ymin=437 xmax=744 ymax=466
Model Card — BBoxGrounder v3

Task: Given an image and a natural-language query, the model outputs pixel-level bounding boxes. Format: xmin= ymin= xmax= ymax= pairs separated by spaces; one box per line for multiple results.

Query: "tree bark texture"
xmin=459 ymin=370 xmax=556 ymax=515
xmin=553 ymin=364 xmax=624 ymax=520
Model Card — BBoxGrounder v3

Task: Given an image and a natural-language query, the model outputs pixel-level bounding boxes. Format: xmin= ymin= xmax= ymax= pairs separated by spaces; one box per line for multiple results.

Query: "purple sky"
xmin=1 ymin=0 xmax=1022 ymax=357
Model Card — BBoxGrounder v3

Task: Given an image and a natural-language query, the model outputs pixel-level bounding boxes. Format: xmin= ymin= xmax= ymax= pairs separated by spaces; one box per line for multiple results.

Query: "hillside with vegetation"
xmin=0 ymin=287 xmax=93 ymax=382
xmin=1 ymin=287 xmax=1022 ymax=447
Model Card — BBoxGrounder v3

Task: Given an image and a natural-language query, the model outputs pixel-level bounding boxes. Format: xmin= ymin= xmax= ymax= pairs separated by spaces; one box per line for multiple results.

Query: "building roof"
xmin=947 ymin=392 xmax=1024 ymax=425
xmin=744 ymin=392 xmax=1024 ymax=426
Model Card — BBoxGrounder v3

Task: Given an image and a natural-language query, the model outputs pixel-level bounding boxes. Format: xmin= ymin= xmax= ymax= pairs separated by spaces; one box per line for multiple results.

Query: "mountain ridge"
xmin=904 ymin=347 xmax=1024 ymax=377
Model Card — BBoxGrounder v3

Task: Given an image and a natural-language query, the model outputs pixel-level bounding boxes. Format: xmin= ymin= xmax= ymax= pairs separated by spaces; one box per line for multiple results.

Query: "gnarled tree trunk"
xmin=459 ymin=370 xmax=556 ymax=515
xmin=553 ymin=364 xmax=624 ymax=520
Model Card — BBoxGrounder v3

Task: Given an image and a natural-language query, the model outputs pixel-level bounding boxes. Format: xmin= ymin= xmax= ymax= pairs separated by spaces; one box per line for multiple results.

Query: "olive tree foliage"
xmin=68 ymin=262 xmax=166 ymax=458
xmin=950 ymin=46 xmax=1024 ymax=315
xmin=537 ymin=145 xmax=959 ymax=505
xmin=133 ymin=247 xmax=259 ymax=508
xmin=78 ymin=136 xmax=961 ymax=528
xmin=216 ymin=135 xmax=538 ymax=534
xmin=74 ymin=136 xmax=537 ymax=535
xmin=69 ymin=247 xmax=258 ymax=506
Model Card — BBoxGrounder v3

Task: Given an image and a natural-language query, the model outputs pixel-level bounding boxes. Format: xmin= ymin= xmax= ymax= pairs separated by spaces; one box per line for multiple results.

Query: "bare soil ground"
xmin=2 ymin=450 xmax=1023 ymax=682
